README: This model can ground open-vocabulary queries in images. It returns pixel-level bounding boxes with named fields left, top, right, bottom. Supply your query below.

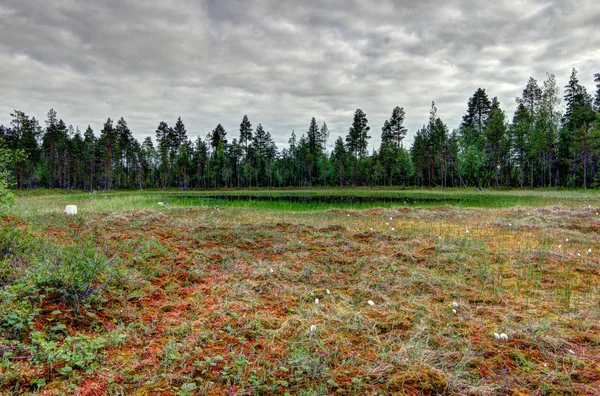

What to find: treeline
left=1, top=68, right=599, bottom=190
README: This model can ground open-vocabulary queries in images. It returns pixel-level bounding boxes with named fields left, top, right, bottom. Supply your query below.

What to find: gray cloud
left=1, top=0, right=598, bottom=149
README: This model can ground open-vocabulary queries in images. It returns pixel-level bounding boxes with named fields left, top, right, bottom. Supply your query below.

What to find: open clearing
left=1, top=189, right=600, bottom=395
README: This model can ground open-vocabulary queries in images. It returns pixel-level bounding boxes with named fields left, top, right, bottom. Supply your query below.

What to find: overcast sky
left=1, top=0, right=599, bottom=149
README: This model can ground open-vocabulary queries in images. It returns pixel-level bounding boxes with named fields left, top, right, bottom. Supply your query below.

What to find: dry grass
left=1, top=199, right=600, bottom=395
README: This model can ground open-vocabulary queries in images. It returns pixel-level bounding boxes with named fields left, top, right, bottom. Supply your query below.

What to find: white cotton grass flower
left=588, top=249, right=592, bottom=254
left=566, top=238, right=569, bottom=242
left=270, top=268, right=274, bottom=273
left=452, top=302, right=459, bottom=308
left=310, top=325, right=317, bottom=332
left=558, top=244, right=562, bottom=249
left=577, top=253, right=581, bottom=257
left=367, top=300, right=375, bottom=306
left=326, top=289, right=331, bottom=295
left=452, top=309, right=457, bottom=314
left=500, top=333, right=509, bottom=340
left=391, top=227, right=395, bottom=231
left=370, top=228, right=374, bottom=231
left=386, top=222, right=389, bottom=226
left=466, top=229, right=470, bottom=234
left=390, top=217, right=393, bottom=221
left=315, top=298, right=319, bottom=304
left=494, top=333, right=500, bottom=340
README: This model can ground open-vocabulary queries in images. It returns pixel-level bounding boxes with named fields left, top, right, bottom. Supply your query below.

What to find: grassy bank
left=1, top=190, right=599, bottom=394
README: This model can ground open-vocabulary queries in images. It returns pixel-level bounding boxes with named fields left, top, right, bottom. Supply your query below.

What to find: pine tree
left=173, top=117, right=187, bottom=148
left=331, top=136, right=347, bottom=186
left=517, top=77, right=542, bottom=116
left=379, top=119, right=395, bottom=185
left=115, top=117, right=133, bottom=188
left=83, top=126, right=96, bottom=190
left=389, top=106, right=408, bottom=149
left=485, top=102, right=508, bottom=186
left=594, top=73, right=600, bottom=112
left=155, top=121, right=171, bottom=188
left=346, top=109, right=370, bottom=186
left=428, top=102, right=450, bottom=187
left=320, top=122, right=329, bottom=186
left=536, top=73, right=561, bottom=186
left=210, top=124, right=228, bottom=151
left=512, top=103, right=530, bottom=187
left=306, top=117, right=321, bottom=185
left=98, top=118, right=116, bottom=189
left=8, top=110, right=40, bottom=188
left=461, top=88, right=492, bottom=131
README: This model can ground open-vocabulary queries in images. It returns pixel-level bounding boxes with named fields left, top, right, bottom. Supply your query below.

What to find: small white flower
left=438, top=236, right=442, bottom=239
left=326, top=289, right=331, bottom=294
left=315, top=298, right=319, bottom=304
left=391, top=227, right=395, bottom=231
left=368, top=300, right=375, bottom=306
left=452, top=309, right=457, bottom=314
left=347, top=214, right=350, bottom=217
left=370, top=228, right=373, bottom=231
left=494, top=333, right=500, bottom=340
left=386, top=222, right=389, bottom=226
left=310, top=325, right=317, bottom=332
left=568, top=349, right=575, bottom=354
left=588, top=249, right=592, bottom=253
left=566, top=238, right=569, bottom=242
left=466, top=230, right=470, bottom=234
left=509, top=223, right=512, bottom=227
left=558, top=244, right=562, bottom=248
left=500, top=333, right=508, bottom=340
left=270, top=268, right=274, bottom=273
left=452, top=302, right=459, bottom=308
left=577, top=253, right=581, bottom=257
left=390, top=217, right=393, bottom=221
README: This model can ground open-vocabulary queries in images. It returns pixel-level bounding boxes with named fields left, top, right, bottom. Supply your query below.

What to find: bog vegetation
left=1, top=69, right=600, bottom=191
left=0, top=190, right=599, bottom=394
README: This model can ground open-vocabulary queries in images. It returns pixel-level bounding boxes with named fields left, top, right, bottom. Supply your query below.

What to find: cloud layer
left=1, top=0, right=599, bottom=148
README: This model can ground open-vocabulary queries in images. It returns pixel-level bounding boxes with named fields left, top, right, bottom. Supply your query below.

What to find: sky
left=1, top=0, right=599, bottom=150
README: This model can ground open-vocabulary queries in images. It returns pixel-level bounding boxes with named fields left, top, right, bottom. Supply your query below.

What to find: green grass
left=11, top=187, right=600, bottom=217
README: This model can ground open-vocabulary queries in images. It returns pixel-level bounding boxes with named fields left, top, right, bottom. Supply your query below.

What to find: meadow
left=1, top=189, right=599, bottom=395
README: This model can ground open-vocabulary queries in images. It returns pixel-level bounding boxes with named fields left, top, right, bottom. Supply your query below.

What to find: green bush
left=0, top=225, right=117, bottom=340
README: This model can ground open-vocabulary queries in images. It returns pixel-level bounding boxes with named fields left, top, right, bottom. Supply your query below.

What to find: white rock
left=65, top=205, right=77, bottom=215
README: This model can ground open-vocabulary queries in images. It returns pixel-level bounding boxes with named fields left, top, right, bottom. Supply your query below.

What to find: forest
left=1, top=68, right=599, bottom=190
